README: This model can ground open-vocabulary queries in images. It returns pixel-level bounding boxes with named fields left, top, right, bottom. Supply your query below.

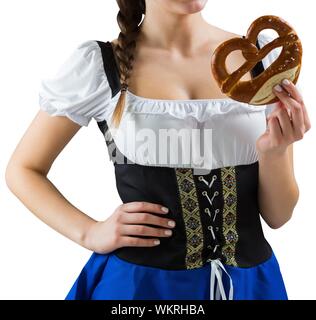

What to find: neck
left=139, top=2, right=211, bottom=54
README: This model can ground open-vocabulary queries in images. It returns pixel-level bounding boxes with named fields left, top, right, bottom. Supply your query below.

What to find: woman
left=5, top=0, right=311, bottom=300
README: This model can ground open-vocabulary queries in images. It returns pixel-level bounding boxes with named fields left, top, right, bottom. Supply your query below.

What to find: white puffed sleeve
left=39, top=40, right=112, bottom=126
left=257, top=33, right=303, bottom=118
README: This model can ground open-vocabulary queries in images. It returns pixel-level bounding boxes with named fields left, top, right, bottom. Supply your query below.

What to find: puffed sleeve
left=38, top=40, right=111, bottom=127
left=257, top=33, right=303, bottom=118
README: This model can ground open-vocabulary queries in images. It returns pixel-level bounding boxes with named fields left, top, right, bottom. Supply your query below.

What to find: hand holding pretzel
left=211, top=15, right=303, bottom=105
left=256, top=79, right=311, bottom=156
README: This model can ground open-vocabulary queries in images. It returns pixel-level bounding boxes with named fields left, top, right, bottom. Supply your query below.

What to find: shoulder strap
left=95, top=40, right=121, bottom=98
left=94, top=40, right=128, bottom=164
left=251, top=39, right=265, bottom=78
left=241, top=35, right=265, bottom=78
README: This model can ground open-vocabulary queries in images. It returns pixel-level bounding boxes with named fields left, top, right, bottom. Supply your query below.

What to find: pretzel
left=211, top=15, right=303, bottom=105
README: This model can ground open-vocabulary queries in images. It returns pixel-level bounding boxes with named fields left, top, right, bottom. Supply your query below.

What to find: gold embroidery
left=175, top=168, right=204, bottom=269
left=220, top=167, right=238, bottom=266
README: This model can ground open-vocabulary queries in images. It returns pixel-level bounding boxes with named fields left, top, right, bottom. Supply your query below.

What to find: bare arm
left=258, top=144, right=299, bottom=229
left=256, top=79, right=311, bottom=229
left=5, top=110, right=176, bottom=253
left=5, top=111, right=97, bottom=248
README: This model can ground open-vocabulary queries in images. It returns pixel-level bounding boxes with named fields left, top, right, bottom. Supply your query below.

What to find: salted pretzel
left=211, top=15, right=303, bottom=105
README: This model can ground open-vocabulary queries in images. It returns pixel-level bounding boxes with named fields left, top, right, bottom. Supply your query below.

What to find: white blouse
left=38, top=33, right=284, bottom=171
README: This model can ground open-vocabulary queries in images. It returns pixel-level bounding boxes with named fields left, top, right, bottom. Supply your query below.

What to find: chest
left=102, top=40, right=267, bottom=171
left=127, top=45, right=252, bottom=101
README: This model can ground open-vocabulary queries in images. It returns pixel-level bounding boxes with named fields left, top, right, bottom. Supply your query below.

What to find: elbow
left=5, top=161, right=18, bottom=193
left=5, top=160, right=24, bottom=194
left=266, top=212, right=293, bottom=229
left=265, top=188, right=299, bottom=230
left=264, top=185, right=299, bottom=229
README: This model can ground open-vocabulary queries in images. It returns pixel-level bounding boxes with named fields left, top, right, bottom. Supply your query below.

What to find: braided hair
left=111, top=0, right=146, bottom=127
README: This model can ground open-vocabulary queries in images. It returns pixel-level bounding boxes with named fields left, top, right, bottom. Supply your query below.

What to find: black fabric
left=234, top=162, right=272, bottom=267
left=95, top=41, right=121, bottom=97
left=241, top=35, right=265, bottom=79
left=95, top=41, right=121, bottom=138
left=95, top=41, right=128, bottom=163
left=98, top=119, right=128, bottom=164
left=193, top=169, right=224, bottom=264
left=112, top=164, right=188, bottom=270
left=251, top=39, right=265, bottom=79
left=112, top=161, right=272, bottom=269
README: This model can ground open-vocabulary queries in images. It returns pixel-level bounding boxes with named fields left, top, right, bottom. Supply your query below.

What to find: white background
left=1, top=0, right=315, bottom=300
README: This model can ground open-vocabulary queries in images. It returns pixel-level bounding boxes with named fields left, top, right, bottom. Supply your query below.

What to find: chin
left=184, top=0, right=207, bottom=13
left=162, top=0, right=208, bottom=14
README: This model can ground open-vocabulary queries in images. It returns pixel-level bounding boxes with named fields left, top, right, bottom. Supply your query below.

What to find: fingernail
left=282, top=79, right=291, bottom=86
left=164, top=229, right=172, bottom=236
left=168, top=220, right=176, bottom=227
left=161, top=206, right=169, bottom=213
left=274, top=84, right=283, bottom=92
left=154, top=240, right=160, bottom=245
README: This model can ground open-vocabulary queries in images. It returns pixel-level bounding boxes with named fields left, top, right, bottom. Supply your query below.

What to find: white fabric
left=112, top=92, right=267, bottom=170
left=39, top=40, right=112, bottom=126
left=38, top=34, right=284, bottom=170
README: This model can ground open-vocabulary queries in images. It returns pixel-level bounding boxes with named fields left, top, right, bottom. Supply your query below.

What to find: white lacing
left=207, top=258, right=234, bottom=300
left=199, top=174, right=234, bottom=300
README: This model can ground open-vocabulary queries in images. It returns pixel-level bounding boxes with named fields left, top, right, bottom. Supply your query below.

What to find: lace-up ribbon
left=199, top=174, right=234, bottom=300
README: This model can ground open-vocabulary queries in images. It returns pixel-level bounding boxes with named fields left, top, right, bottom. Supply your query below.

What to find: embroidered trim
left=175, top=168, right=204, bottom=269
left=220, top=167, right=239, bottom=266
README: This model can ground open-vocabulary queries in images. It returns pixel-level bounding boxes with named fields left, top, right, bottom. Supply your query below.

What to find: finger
left=122, top=201, right=169, bottom=215
left=268, top=116, right=283, bottom=146
left=267, top=102, right=280, bottom=120
left=300, top=101, right=312, bottom=132
left=267, top=102, right=285, bottom=121
left=281, top=79, right=304, bottom=104
left=120, top=212, right=176, bottom=228
left=274, top=104, right=294, bottom=140
left=274, top=83, right=305, bottom=139
left=273, top=84, right=301, bottom=108
left=268, top=101, right=292, bottom=122
left=120, top=224, right=173, bottom=238
left=119, top=236, right=161, bottom=247
left=280, top=79, right=311, bottom=132
left=289, top=100, right=305, bottom=140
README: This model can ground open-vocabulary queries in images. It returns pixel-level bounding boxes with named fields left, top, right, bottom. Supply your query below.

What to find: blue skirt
left=65, top=249, right=288, bottom=300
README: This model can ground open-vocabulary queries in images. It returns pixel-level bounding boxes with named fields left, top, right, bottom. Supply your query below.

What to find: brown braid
left=111, top=0, right=146, bottom=128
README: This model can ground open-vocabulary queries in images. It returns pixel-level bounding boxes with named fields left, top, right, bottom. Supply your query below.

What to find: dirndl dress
left=38, top=33, right=288, bottom=300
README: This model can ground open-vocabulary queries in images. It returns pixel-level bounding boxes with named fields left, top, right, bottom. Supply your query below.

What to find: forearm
left=5, top=165, right=97, bottom=249
left=258, top=148, right=299, bottom=228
